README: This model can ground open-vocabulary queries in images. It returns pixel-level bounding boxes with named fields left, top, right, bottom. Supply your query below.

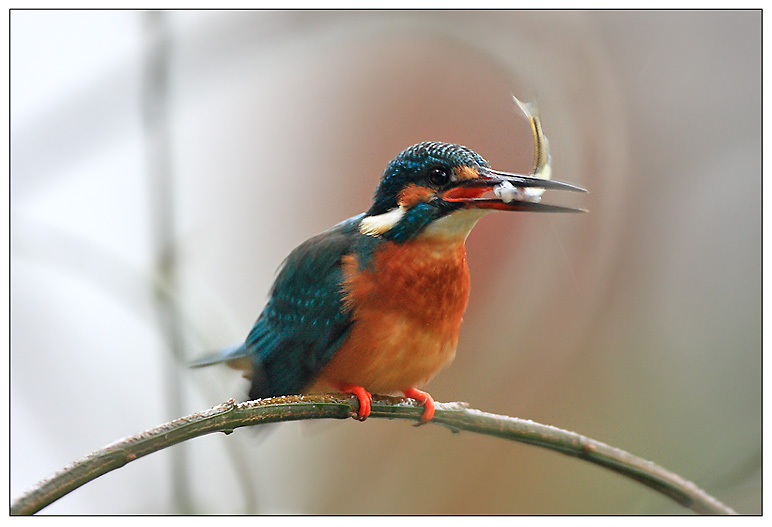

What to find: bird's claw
left=337, top=383, right=373, bottom=421
left=403, top=388, right=435, bottom=423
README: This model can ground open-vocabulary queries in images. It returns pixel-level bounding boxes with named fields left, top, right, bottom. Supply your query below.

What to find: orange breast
left=311, top=239, right=470, bottom=394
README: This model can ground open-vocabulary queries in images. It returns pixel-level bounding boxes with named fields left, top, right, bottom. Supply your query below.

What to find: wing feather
left=245, top=215, right=363, bottom=398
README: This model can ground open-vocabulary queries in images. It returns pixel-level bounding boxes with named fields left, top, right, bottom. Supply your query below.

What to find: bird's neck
left=359, top=206, right=490, bottom=245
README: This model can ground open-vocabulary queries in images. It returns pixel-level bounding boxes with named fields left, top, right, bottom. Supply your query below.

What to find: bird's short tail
left=188, top=343, right=249, bottom=369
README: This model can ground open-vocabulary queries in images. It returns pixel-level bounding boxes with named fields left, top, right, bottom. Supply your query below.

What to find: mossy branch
left=11, top=394, right=736, bottom=515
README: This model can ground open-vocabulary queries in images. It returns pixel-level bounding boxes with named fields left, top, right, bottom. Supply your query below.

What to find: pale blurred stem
left=11, top=395, right=736, bottom=515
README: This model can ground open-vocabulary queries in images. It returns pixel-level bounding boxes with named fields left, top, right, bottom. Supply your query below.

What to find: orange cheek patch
left=398, top=184, right=435, bottom=208
left=455, top=166, right=480, bottom=180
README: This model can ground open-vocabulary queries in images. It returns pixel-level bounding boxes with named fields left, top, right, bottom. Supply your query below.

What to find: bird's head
left=359, top=141, right=585, bottom=243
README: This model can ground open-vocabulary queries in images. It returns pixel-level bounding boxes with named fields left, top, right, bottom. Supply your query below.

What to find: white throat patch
left=419, top=208, right=490, bottom=242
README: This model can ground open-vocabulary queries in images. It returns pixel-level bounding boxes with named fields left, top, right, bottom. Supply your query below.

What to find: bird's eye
left=428, top=167, right=451, bottom=187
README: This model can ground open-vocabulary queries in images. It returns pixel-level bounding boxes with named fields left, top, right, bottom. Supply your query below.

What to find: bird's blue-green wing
left=245, top=215, right=365, bottom=399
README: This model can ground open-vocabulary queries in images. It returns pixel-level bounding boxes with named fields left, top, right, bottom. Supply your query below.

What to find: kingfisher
left=192, top=103, right=586, bottom=423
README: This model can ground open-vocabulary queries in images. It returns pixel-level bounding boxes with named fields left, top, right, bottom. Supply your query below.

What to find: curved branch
left=11, top=395, right=736, bottom=515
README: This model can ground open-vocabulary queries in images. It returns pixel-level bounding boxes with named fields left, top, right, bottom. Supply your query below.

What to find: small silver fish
left=494, top=96, right=553, bottom=204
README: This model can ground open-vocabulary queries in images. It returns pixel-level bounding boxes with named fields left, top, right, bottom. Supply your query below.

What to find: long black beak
left=444, top=169, right=588, bottom=213
left=473, top=169, right=587, bottom=193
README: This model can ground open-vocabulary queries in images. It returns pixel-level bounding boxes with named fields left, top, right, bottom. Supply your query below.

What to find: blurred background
left=10, top=10, right=760, bottom=514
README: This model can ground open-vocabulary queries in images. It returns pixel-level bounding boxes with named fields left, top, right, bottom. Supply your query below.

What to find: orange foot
left=403, top=388, right=435, bottom=423
left=337, top=383, right=373, bottom=421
